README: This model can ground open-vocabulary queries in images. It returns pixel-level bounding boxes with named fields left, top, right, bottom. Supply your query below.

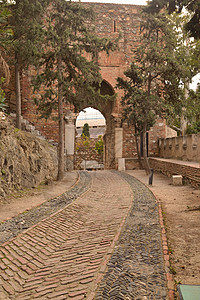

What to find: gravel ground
left=95, top=171, right=167, bottom=300
left=0, top=171, right=91, bottom=245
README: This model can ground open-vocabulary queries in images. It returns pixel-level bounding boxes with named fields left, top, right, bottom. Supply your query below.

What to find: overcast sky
left=81, top=0, right=147, bottom=4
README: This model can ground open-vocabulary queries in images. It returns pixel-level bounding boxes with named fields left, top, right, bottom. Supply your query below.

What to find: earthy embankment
left=0, top=112, right=57, bottom=200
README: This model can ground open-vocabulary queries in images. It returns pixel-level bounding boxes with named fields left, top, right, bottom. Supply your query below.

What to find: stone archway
left=64, top=79, right=118, bottom=170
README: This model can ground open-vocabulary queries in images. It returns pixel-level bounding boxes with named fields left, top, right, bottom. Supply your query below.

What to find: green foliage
left=161, top=13, right=200, bottom=134
left=1, top=169, right=6, bottom=175
left=170, top=266, right=177, bottom=275
left=0, top=2, right=13, bottom=49
left=116, top=11, right=187, bottom=135
left=95, top=135, right=104, bottom=155
left=185, top=85, right=200, bottom=134
left=76, top=133, right=90, bottom=151
left=9, top=0, right=49, bottom=69
left=82, top=123, right=90, bottom=138
left=0, top=2, right=13, bottom=86
left=14, top=127, right=20, bottom=133
left=32, top=0, right=117, bottom=118
left=0, top=78, right=7, bottom=112
left=145, top=0, right=200, bottom=39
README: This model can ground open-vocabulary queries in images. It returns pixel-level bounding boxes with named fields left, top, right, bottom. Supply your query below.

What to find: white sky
left=80, top=0, right=147, bottom=4
left=190, top=73, right=200, bottom=91
left=77, top=107, right=104, bottom=120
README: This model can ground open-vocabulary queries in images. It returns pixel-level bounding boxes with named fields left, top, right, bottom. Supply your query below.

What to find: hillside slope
left=0, top=113, right=58, bottom=199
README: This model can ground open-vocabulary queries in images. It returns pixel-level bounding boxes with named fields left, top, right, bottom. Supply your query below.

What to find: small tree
left=95, top=135, right=104, bottom=157
left=116, top=11, right=188, bottom=174
left=82, top=123, right=90, bottom=138
left=163, top=12, right=199, bottom=135
left=76, top=133, right=90, bottom=151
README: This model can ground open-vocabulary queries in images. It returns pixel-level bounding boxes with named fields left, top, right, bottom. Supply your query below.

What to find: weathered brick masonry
left=6, top=2, right=170, bottom=169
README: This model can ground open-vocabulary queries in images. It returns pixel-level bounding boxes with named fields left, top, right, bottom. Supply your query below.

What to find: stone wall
left=0, top=113, right=58, bottom=199
left=74, top=137, right=103, bottom=170
left=149, top=158, right=200, bottom=187
left=158, top=134, right=200, bottom=163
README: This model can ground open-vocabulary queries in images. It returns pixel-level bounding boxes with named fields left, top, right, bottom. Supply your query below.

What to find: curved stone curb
left=158, top=203, right=175, bottom=300
left=125, top=172, right=175, bottom=299
left=95, top=171, right=168, bottom=300
left=0, top=171, right=91, bottom=245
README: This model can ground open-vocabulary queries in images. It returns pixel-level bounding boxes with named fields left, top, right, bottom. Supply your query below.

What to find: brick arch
left=65, top=79, right=117, bottom=170
left=78, top=79, right=115, bottom=117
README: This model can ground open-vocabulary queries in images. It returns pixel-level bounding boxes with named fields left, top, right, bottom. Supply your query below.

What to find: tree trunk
left=134, top=126, right=142, bottom=169
left=143, top=74, right=151, bottom=175
left=180, top=107, right=187, bottom=135
left=15, top=52, right=21, bottom=129
left=143, top=122, right=150, bottom=175
left=57, top=55, right=64, bottom=181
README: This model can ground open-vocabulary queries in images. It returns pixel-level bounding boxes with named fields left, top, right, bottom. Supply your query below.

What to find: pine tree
left=0, top=2, right=13, bottom=111
left=8, top=0, right=49, bottom=129
left=82, top=123, right=90, bottom=138
left=33, top=0, right=116, bottom=180
left=116, top=11, right=189, bottom=174
left=145, top=0, right=200, bottom=39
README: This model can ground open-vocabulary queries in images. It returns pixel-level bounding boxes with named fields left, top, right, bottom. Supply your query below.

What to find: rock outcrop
left=0, top=113, right=58, bottom=198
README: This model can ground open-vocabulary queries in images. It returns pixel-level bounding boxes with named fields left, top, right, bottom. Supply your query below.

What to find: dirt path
left=127, top=170, right=200, bottom=286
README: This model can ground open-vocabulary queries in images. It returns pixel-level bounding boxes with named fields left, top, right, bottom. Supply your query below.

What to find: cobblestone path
left=95, top=171, right=167, bottom=299
left=0, top=171, right=91, bottom=245
left=0, top=171, right=167, bottom=299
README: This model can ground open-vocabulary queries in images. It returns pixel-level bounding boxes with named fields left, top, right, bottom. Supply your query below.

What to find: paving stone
left=94, top=171, right=167, bottom=299
left=0, top=171, right=167, bottom=299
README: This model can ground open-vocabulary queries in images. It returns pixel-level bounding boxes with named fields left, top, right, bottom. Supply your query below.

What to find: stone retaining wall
left=149, top=158, right=200, bottom=187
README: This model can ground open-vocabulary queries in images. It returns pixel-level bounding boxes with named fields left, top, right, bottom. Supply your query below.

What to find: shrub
left=81, top=123, right=90, bottom=137
left=95, top=135, right=104, bottom=155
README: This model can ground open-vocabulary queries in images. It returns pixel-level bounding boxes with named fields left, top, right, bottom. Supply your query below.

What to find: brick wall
left=122, top=123, right=138, bottom=158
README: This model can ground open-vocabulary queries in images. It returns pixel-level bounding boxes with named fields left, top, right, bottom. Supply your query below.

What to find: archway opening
left=75, top=107, right=106, bottom=170
left=64, top=79, right=116, bottom=171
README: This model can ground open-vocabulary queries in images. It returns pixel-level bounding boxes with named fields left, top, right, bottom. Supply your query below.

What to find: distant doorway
left=76, top=107, right=106, bottom=138
left=75, top=107, right=106, bottom=170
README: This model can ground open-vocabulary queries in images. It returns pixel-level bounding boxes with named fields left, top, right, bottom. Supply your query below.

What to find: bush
left=0, top=78, right=6, bottom=112
left=95, top=135, right=104, bottom=155
left=81, top=123, right=90, bottom=137
left=76, top=133, right=90, bottom=151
